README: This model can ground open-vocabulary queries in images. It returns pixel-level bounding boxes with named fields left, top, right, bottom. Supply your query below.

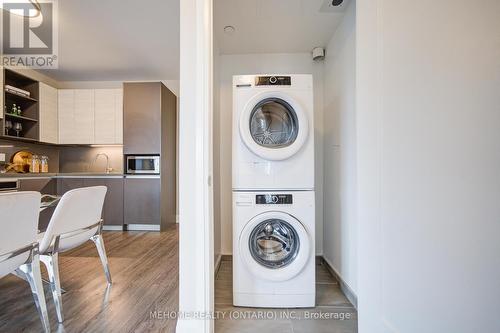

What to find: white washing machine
left=233, top=191, right=315, bottom=308
left=232, top=74, right=314, bottom=191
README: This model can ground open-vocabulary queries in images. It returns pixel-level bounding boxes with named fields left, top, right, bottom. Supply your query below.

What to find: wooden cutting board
left=10, top=150, right=33, bottom=173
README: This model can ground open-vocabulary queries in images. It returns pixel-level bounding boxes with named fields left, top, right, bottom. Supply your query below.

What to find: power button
left=269, top=76, right=277, bottom=84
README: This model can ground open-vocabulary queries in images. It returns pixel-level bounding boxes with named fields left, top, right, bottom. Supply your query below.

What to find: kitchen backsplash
left=0, top=139, right=124, bottom=174
left=0, top=139, right=60, bottom=173
left=59, top=146, right=123, bottom=173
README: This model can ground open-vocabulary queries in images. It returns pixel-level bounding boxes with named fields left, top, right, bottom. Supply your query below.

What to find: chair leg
left=91, top=234, right=112, bottom=284
left=40, top=253, right=64, bottom=323
left=17, top=255, right=51, bottom=333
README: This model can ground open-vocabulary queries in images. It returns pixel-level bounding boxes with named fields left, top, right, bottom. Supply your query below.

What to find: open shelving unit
left=1, top=69, right=40, bottom=142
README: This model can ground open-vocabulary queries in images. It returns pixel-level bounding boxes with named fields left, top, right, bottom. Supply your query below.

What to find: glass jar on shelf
left=40, top=156, right=49, bottom=173
left=30, top=155, right=40, bottom=173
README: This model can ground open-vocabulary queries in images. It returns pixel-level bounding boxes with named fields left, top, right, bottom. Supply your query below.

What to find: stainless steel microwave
left=126, top=155, right=160, bottom=174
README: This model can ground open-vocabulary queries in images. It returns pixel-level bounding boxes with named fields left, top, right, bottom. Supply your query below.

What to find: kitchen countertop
left=0, top=172, right=125, bottom=179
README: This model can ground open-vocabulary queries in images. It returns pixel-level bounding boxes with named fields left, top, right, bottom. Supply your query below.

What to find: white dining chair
left=38, top=186, right=110, bottom=323
left=0, top=191, right=50, bottom=333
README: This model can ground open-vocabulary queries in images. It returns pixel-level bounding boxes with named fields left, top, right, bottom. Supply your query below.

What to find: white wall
left=213, top=41, right=222, bottom=264
left=217, top=53, right=325, bottom=255
left=357, top=0, right=500, bottom=332
left=177, top=0, right=214, bottom=331
left=323, top=0, right=357, bottom=294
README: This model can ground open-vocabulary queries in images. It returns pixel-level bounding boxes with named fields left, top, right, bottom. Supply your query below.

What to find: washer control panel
left=255, top=76, right=291, bottom=86
left=256, top=194, right=293, bottom=205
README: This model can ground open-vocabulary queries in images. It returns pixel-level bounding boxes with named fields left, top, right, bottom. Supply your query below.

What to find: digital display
left=256, top=194, right=293, bottom=205
left=255, top=76, right=292, bottom=86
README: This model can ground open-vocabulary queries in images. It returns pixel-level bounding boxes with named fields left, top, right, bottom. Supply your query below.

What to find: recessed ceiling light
left=224, top=26, right=236, bottom=34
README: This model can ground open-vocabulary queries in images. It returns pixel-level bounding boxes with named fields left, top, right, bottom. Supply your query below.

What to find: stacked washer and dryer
left=232, top=74, right=315, bottom=308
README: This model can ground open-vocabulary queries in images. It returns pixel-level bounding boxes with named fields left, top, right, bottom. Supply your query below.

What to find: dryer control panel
left=255, top=76, right=291, bottom=86
left=256, top=194, right=293, bottom=205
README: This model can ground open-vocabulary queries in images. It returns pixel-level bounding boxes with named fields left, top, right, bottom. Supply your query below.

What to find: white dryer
left=232, top=74, right=314, bottom=191
left=233, top=191, right=315, bottom=308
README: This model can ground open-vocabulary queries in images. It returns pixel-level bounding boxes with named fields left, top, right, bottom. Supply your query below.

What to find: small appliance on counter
left=125, top=155, right=160, bottom=175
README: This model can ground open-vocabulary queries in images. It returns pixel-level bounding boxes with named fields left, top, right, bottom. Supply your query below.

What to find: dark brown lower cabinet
left=57, top=178, right=84, bottom=194
left=83, top=178, right=124, bottom=226
left=19, top=177, right=57, bottom=232
left=123, top=177, right=161, bottom=225
left=57, top=177, right=124, bottom=227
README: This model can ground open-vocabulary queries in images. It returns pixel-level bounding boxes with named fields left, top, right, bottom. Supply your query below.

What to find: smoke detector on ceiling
left=320, top=0, right=351, bottom=13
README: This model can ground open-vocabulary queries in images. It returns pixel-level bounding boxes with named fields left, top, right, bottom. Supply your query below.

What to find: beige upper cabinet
left=58, top=89, right=76, bottom=144
left=94, top=89, right=123, bottom=144
left=39, top=82, right=58, bottom=144
left=59, top=88, right=123, bottom=145
left=114, top=89, right=123, bottom=144
left=73, top=89, right=95, bottom=144
left=58, top=89, right=94, bottom=144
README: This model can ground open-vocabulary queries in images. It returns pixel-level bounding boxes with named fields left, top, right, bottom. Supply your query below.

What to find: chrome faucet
left=91, top=153, right=113, bottom=174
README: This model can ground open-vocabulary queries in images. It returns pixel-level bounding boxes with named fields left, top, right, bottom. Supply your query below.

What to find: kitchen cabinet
left=83, top=178, right=123, bottom=226
left=0, top=70, right=3, bottom=119
left=59, top=88, right=123, bottom=145
left=123, top=82, right=177, bottom=230
left=124, top=177, right=161, bottom=225
left=58, top=89, right=94, bottom=144
left=58, top=90, right=76, bottom=144
left=39, top=82, right=58, bottom=144
left=94, top=89, right=123, bottom=144
left=19, top=177, right=57, bottom=231
left=20, top=177, right=57, bottom=193
left=74, top=90, right=94, bottom=144
left=1, top=69, right=40, bottom=142
left=123, top=83, right=162, bottom=154
left=57, top=177, right=85, bottom=194
left=57, top=177, right=124, bottom=226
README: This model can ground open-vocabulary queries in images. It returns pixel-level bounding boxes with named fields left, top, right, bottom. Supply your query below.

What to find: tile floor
left=215, top=257, right=358, bottom=333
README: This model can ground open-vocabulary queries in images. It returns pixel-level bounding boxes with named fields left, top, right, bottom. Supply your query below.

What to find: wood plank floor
left=215, top=257, right=358, bottom=333
left=0, top=225, right=179, bottom=333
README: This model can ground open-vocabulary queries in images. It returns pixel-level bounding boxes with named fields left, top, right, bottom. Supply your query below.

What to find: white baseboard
left=321, top=256, right=358, bottom=309
left=126, top=224, right=160, bottom=231
left=102, top=225, right=124, bottom=231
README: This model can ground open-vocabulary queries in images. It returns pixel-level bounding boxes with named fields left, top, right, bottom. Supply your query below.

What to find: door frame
left=177, top=0, right=214, bottom=332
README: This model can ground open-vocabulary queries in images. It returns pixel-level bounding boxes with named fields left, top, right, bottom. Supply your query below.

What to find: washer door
left=240, top=91, right=309, bottom=161
left=239, top=211, right=311, bottom=282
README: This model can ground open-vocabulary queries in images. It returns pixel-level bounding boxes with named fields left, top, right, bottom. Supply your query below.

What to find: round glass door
left=249, top=218, right=300, bottom=269
left=249, top=98, right=299, bottom=149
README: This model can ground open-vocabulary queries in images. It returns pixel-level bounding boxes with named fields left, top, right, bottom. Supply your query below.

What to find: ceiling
left=214, top=0, right=347, bottom=55
left=40, top=0, right=179, bottom=82
left=40, top=0, right=347, bottom=81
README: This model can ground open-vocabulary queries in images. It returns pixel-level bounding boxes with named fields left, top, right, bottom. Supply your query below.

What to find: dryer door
left=239, top=211, right=311, bottom=282
left=239, top=91, right=309, bottom=161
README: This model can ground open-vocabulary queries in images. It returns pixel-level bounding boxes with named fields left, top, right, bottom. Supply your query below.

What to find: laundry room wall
left=357, top=0, right=500, bottom=331
left=322, top=0, right=358, bottom=295
left=217, top=52, right=325, bottom=255
left=213, top=41, right=222, bottom=266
